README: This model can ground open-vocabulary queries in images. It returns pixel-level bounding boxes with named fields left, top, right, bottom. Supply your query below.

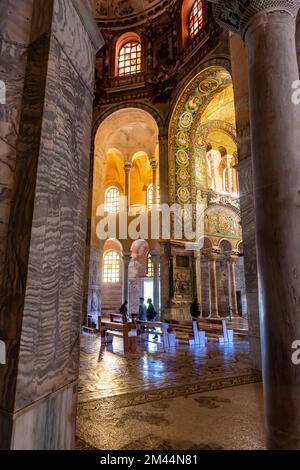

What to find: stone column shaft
left=195, top=251, right=203, bottom=316
left=122, top=251, right=131, bottom=306
left=244, top=8, right=300, bottom=450
left=228, top=255, right=239, bottom=317
left=124, top=161, right=132, bottom=211
left=151, top=251, right=160, bottom=315
left=208, top=252, right=219, bottom=318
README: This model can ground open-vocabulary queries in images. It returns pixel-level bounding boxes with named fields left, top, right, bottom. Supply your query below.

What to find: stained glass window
left=118, top=41, right=142, bottom=77
left=103, top=251, right=121, bottom=283
left=189, top=0, right=204, bottom=39
left=105, top=187, right=120, bottom=213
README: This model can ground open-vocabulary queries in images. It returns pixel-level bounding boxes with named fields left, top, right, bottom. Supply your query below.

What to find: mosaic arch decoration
left=169, top=67, right=233, bottom=205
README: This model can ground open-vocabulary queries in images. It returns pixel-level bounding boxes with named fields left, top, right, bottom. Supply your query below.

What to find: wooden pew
left=136, top=320, right=176, bottom=350
left=109, top=313, right=138, bottom=324
left=100, top=321, right=137, bottom=353
left=166, top=319, right=206, bottom=346
left=197, top=318, right=234, bottom=344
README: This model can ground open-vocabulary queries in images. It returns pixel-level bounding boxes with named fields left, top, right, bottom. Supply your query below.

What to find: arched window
left=103, top=251, right=121, bottom=283
left=147, top=185, right=160, bottom=211
left=105, top=187, right=120, bottom=213
left=189, top=0, right=204, bottom=39
left=147, top=253, right=154, bottom=278
left=117, top=38, right=142, bottom=77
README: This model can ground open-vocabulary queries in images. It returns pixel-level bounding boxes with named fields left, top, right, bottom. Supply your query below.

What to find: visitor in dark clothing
left=190, top=298, right=201, bottom=319
left=120, top=301, right=128, bottom=323
left=147, top=298, right=158, bottom=340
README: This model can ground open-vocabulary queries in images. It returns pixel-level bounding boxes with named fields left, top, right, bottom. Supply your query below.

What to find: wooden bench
left=166, top=319, right=206, bottom=347
left=136, top=320, right=176, bottom=350
left=109, top=313, right=138, bottom=324
left=197, top=319, right=234, bottom=344
left=100, top=321, right=137, bottom=353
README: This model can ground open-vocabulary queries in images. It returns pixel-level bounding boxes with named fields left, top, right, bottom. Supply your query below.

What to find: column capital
left=207, top=250, right=220, bottom=262
left=150, top=250, right=160, bottom=264
left=122, top=251, right=132, bottom=264
left=124, top=161, right=132, bottom=173
left=149, top=158, right=158, bottom=170
left=209, top=0, right=300, bottom=38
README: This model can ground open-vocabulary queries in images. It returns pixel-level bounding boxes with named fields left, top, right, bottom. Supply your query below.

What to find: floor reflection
left=79, top=335, right=260, bottom=404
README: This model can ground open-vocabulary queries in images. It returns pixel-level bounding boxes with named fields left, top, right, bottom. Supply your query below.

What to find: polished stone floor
left=77, top=335, right=264, bottom=450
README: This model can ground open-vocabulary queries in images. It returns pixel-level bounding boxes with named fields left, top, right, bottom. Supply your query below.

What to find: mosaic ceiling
left=95, top=0, right=162, bottom=19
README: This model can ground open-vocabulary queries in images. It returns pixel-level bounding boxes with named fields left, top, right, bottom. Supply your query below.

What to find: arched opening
left=115, top=32, right=142, bottom=77
left=181, top=0, right=206, bottom=48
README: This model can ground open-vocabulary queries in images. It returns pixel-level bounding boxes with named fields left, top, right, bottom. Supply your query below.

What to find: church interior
left=1, top=0, right=300, bottom=452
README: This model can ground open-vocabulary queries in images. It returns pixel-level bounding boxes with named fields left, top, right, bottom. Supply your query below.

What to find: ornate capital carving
left=209, top=0, right=300, bottom=38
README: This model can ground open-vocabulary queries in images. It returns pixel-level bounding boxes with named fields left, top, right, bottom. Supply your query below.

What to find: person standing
left=190, top=298, right=200, bottom=319
left=120, top=301, right=129, bottom=323
left=138, top=297, right=147, bottom=321
left=147, top=298, right=158, bottom=340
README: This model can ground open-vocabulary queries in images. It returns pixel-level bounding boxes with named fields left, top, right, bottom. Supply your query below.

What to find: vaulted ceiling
left=95, top=0, right=163, bottom=19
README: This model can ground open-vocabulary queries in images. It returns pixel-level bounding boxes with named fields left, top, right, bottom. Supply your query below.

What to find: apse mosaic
left=170, top=67, right=233, bottom=205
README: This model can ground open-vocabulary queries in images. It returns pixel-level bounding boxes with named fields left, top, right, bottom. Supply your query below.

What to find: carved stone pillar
left=208, top=252, right=219, bottom=318
left=228, top=255, right=239, bottom=318
left=122, top=251, right=132, bottom=306
left=211, top=0, right=300, bottom=450
left=150, top=251, right=160, bottom=315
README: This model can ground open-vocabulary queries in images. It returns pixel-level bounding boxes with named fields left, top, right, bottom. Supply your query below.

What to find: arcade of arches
left=1, top=0, right=300, bottom=451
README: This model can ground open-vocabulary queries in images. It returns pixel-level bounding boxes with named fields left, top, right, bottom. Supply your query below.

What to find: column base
left=267, top=425, right=300, bottom=450
left=0, top=382, right=77, bottom=450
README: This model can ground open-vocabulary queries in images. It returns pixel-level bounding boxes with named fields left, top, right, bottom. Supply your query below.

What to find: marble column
left=159, top=242, right=171, bottom=320
left=194, top=251, right=203, bottom=316
left=158, top=133, right=169, bottom=205
left=228, top=255, right=239, bottom=318
left=150, top=251, right=160, bottom=315
left=124, top=161, right=132, bottom=211
left=0, top=0, right=103, bottom=450
left=212, top=0, right=300, bottom=449
left=122, top=251, right=131, bottom=305
left=150, top=158, right=159, bottom=205
left=208, top=252, right=219, bottom=318
left=86, top=246, right=103, bottom=326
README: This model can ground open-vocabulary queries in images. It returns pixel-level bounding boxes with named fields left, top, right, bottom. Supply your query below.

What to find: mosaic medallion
left=176, top=168, right=190, bottom=186
left=177, top=187, right=190, bottom=204
left=198, top=77, right=221, bottom=96
left=176, top=131, right=189, bottom=148
left=179, top=112, right=193, bottom=130
left=176, top=149, right=189, bottom=167
left=187, top=96, right=201, bottom=112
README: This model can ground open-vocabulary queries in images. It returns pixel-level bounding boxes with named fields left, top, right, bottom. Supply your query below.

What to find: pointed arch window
left=103, top=251, right=121, bottom=283
left=189, top=0, right=204, bottom=39
left=105, top=187, right=120, bottom=213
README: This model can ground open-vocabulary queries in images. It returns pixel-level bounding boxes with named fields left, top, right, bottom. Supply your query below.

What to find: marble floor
left=77, top=335, right=264, bottom=450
